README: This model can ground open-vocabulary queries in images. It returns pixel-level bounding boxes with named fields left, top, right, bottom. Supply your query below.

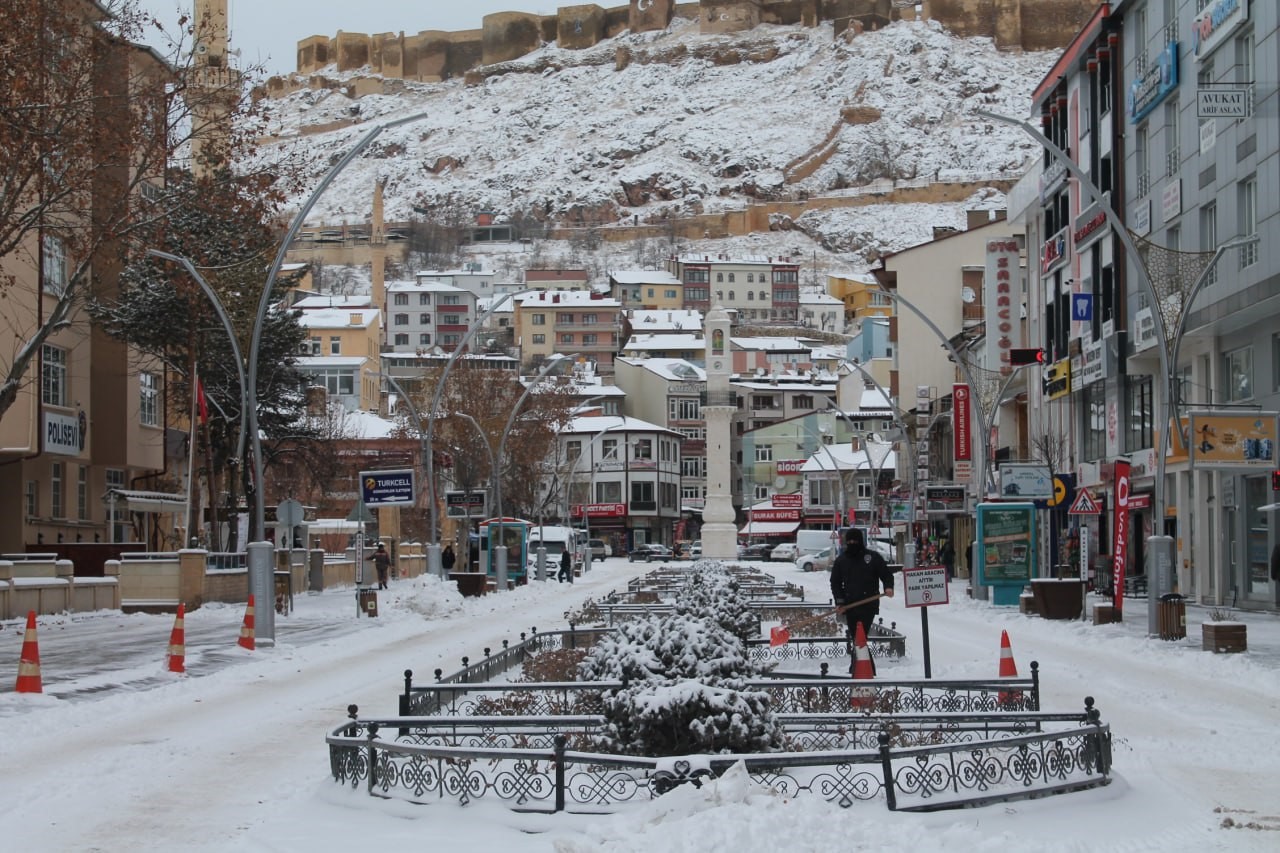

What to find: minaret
left=700, top=304, right=738, bottom=560
left=371, top=178, right=387, bottom=312
left=188, top=0, right=241, bottom=176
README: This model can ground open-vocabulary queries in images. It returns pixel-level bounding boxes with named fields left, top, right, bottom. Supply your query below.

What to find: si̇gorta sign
left=360, top=468, right=415, bottom=507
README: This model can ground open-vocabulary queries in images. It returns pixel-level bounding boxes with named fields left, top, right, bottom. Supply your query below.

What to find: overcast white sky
left=141, top=0, right=558, bottom=77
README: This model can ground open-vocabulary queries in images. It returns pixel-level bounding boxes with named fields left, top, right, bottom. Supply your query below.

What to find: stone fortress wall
left=262, top=0, right=1095, bottom=99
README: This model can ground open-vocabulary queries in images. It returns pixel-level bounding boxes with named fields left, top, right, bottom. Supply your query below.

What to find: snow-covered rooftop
left=626, top=309, right=703, bottom=331
left=296, top=308, right=378, bottom=328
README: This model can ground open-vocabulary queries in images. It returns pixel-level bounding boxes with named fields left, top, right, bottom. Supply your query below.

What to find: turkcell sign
left=360, top=468, right=416, bottom=507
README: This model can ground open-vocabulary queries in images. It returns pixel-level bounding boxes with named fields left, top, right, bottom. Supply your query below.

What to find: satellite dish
left=961, top=286, right=976, bottom=304
left=774, top=477, right=786, bottom=489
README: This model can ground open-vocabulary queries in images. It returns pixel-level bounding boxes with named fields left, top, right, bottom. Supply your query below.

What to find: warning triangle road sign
left=1067, top=487, right=1100, bottom=515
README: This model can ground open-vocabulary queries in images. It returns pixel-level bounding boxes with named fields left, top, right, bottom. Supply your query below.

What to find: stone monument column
left=700, top=304, right=738, bottom=560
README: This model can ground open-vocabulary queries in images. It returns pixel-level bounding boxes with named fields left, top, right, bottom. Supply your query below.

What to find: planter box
left=1093, top=603, right=1119, bottom=624
left=1202, top=622, right=1247, bottom=654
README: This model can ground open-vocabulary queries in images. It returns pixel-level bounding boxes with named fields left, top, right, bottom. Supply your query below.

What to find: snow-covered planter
left=1202, top=610, right=1247, bottom=653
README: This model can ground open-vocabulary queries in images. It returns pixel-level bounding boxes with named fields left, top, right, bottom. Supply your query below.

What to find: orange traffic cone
left=997, top=629, right=1022, bottom=706
left=167, top=603, right=186, bottom=673
left=850, top=621, right=875, bottom=710
left=237, top=595, right=256, bottom=651
left=15, top=611, right=43, bottom=694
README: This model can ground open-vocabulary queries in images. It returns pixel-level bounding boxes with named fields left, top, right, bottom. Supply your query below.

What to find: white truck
left=527, top=525, right=585, bottom=574
left=796, top=527, right=893, bottom=560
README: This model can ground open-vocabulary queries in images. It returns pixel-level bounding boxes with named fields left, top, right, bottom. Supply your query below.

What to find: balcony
left=630, top=500, right=657, bottom=512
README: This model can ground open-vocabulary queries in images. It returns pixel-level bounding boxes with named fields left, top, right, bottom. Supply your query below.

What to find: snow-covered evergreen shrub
left=673, top=564, right=760, bottom=643
left=578, top=596, right=782, bottom=756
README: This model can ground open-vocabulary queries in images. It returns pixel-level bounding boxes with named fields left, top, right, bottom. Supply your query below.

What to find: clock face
left=962, top=286, right=976, bottom=304
left=713, top=361, right=722, bottom=370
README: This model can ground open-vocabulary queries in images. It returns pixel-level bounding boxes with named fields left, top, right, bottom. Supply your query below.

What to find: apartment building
left=513, top=290, right=623, bottom=372
left=385, top=280, right=476, bottom=352
left=295, top=308, right=383, bottom=412
left=667, top=253, right=800, bottom=323
left=609, top=270, right=684, bottom=309
left=613, top=357, right=708, bottom=513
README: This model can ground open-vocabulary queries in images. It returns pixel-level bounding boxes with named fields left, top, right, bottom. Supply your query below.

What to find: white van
left=527, top=525, right=585, bottom=571
left=795, top=529, right=840, bottom=556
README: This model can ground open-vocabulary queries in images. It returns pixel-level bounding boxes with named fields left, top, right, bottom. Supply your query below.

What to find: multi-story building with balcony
left=385, top=280, right=476, bottom=352
left=609, top=270, right=684, bottom=309
left=295, top=308, right=383, bottom=412
left=667, top=253, right=800, bottom=323
left=613, top=357, right=708, bottom=517
left=550, top=414, right=684, bottom=553
left=513, top=290, right=623, bottom=372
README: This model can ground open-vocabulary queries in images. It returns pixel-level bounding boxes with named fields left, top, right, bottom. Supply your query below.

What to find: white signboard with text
left=903, top=566, right=950, bottom=608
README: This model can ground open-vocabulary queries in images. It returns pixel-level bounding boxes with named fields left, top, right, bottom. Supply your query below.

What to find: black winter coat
left=830, top=548, right=895, bottom=609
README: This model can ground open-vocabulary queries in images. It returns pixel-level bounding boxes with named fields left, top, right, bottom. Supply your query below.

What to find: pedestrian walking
left=830, top=528, right=895, bottom=674
left=558, top=549, right=573, bottom=583
left=441, top=544, right=456, bottom=572
left=367, top=543, right=391, bottom=590
left=940, top=539, right=955, bottom=581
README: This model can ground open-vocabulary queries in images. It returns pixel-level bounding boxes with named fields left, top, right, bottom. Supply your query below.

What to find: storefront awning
left=738, top=521, right=800, bottom=537
left=102, top=488, right=186, bottom=513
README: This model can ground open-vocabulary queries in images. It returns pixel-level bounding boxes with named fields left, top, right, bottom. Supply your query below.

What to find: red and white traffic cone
left=997, top=629, right=1022, bottom=707
left=236, top=595, right=256, bottom=651
left=850, top=621, right=875, bottom=710
left=167, top=604, right=186, bottom=673
left=15, top=611, right=43, bottom=694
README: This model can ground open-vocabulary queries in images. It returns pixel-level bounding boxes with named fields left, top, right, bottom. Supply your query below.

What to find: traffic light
left=1009, top=347, right=1046, bottom=367
left=1272, top=469, right=1280, bottom=492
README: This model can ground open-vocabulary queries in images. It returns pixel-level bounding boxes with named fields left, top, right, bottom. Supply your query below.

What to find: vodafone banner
left=953, top=384, right=971, bottom=462
left=1111, top=459, right=1131, bottom=615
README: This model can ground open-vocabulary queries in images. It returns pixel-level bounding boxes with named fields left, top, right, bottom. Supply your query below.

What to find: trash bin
left=1156, top=593, right=1186, bottom=640
left=358, top=588, right=379, bottom=617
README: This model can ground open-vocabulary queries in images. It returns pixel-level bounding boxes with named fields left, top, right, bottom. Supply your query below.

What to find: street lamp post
left=454, top=411, right=504, bottom=587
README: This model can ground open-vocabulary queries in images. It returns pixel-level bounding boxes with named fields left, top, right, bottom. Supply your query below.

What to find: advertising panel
left=976, top=503, right=1036, bottom=583
left=360, top=468, right=415, bottom=507
left=984, top=239, right=1021, bottom=370
left=771, top=493, right=803, bottom=508
left=998, top=464, right=1053, bottom=499
left=1188, top=411, right=1278, bottom=469
left=1111, top=459, right=1131, bottom=614
left=925, top=486, right=966, bottom=513
left=953, top=384, right=971, bottom=463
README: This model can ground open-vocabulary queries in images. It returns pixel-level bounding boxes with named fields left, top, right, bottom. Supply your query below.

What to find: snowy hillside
left=247, top=17, right=1055, bottom=272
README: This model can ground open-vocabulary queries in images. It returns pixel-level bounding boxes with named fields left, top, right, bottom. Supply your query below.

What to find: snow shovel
left=769, top=594, right=883, bottom=647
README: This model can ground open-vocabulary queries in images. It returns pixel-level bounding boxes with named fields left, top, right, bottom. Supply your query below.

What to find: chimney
left=966, top=210, right=990, bottom=230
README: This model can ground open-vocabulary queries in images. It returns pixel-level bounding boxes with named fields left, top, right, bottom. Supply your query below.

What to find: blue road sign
left=1071, top=293, right=1093, bottom=322
left=360, top=468, right=416, bottom=507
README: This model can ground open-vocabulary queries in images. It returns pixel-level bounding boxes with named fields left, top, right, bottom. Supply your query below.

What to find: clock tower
left=700, top=304, right=738, bottom=560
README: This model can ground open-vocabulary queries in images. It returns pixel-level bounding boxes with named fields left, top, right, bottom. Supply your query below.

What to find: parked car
left=737, top=543, right=774, bottom=561
left=689, top=540, right=702, bottom=560
left=628, top=543, right=674, bottom=562
left=588, top=538, right=612, bottom=560
left=796, top=546, right=836, bottom=572
left=769, top=542, right=798, bottom=562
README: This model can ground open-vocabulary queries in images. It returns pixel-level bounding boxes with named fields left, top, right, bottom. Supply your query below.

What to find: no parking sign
left=903, top=566, right=950, bottom=608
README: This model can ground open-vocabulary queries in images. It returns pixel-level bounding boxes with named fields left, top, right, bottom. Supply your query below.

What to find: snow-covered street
left=2, top=558, right=1279, bottom=852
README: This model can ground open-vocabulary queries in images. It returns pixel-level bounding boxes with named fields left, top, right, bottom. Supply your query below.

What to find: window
left=310, top=336, right=321, bottom=355
left=26, top=480, right=37, bottom=518
left=670, top=397, right=701, bottom=420
left=393, top=293, right=409, bottom=306
left=51, top=461, right=64, bottom=519
left=793, top=395, right=814, bottom=410
left=531, top=334, right=545, bottom=345
left=106, top=468, right=125, bottom=540
left=630, top=480, right=655, bottom=507
left=1199, top=202, right=1218, bottom=285
left=1236, top=30, right=1254, bottom=112
left=728, top=273, right=736, bottom=283
left=42, top=234, right=67, bottom=295
left=394, top=333, right=409, bottom=346
left=417, top=313, right=430, bottom=325
left=77, top=465, right=88, bottom=520
left=560, top=334, right=573, bottom=345
left=681, top=456, right=703, bottom=478
left=857, top=480, right=872, bottom=499
left=728, top=291, right=735, bottom=301
left=531, top=314, right=546, bottom=326
left=635, top=438, right=653, bottom=459
left=42, top=345, right=68, bottom=407
left=394, top=313, right=409, bottom=326
left=601, top=438, right=618, bottom=461
left=419, top=293, right=431, bottom=306
left=582, top=313, right=597, bottom=325
left=1126, top=375, right=1154, bottom=452
left=329, top=336, right=340, bottom=355
left=759, top=291, right=767, bottom=302
left=442, top=314, right=462, bottom=325
left=1164, top=99, right=1179, bottom=177
left=1238, top=177, right=1257, bottom=268
left=1223, top=346, right=1253, bottom=402
left=746, top=273, right=753, bottom=283
left=582, top=334, right=597, bottom=345
left=139, top=371, right=159, bottom=427
left=647, top=288, right=655, bottom=297
left=441, top=294, right=460, bottom=305
left=308, top=368, right=355, bottom=397
left=1135, top=123, right=1150, bottom=197
left=1197, top=61, right=1214, bottom=142
left=685, top=287, right=709, bottom=301
left=716, top=273, right=724, bottom=282
left=665, top=289, right=677, bottom=299
left=754, top=483, right=770, bottom=500
left=596, top=480, right=622, bottom=503
left=747, top=291, right=754, bottom=301
left=419, top=333, right=431, bottom=346
left=755, top=444, right=772, bottom=462
left=557, top=313, right=574, bottom=324
left=1080, top=382, right=1106, bottom=461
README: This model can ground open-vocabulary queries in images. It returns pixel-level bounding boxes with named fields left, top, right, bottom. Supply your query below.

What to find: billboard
left=925, top=485, right=966, bottom=513
left=1188, top=411, right=1278, bottom=469
left=976, top=503, right=1036, bottom=583
left=998, top=463, right=1053, bottom=499
left=359, top=469, right=415, bottom=507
